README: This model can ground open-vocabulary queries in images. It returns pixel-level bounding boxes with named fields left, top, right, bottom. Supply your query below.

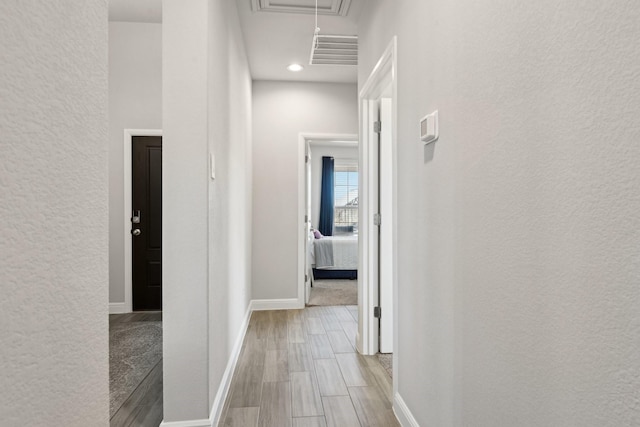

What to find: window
left=334, top=165, right=358, bottom=234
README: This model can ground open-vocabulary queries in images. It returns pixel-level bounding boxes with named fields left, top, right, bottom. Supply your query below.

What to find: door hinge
left=373, top=121, right=382, bottom=133
left=374, top=306, right=381, bottom=318
left=373, top=213, right=381, bottom=226
left=305, top=215, right=309, bottom=223
left=305, top=274, right=308, bottom=282
left=305, top=155, right=310, bottom=163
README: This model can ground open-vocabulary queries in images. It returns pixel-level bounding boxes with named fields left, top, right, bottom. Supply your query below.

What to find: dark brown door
left=132, top=136, right=162, bottom=311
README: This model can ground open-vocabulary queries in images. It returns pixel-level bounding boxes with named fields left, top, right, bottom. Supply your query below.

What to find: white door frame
left=297, top=132, right=359, bottom=308
left=358, top=37, right=398, bottom=359
left=123, top=128, right=162, bottom=313
left=305, top=139, right=313, bottom=304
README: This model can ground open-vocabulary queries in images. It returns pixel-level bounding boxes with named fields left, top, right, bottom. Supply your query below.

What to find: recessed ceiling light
left=287, top=63, right=304, bottom=72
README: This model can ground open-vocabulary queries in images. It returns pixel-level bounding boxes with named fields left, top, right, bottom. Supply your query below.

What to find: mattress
left=310, top=235, right=358, bottom=270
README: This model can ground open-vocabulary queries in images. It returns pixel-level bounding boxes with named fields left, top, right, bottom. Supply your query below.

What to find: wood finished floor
left=220, top=306, right=399, bottom=427
left=110, top=312, right=163, bottom=427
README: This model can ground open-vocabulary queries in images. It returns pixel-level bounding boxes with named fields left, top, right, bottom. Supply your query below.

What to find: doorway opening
left=306, top=138, right=359, bottom=307
left=109, top=129, right=164, bottom=425
left=298, top=133, right=359, bottom=308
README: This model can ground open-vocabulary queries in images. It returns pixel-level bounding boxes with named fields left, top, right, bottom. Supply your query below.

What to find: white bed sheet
left=309, top=235, right=358, bottom=270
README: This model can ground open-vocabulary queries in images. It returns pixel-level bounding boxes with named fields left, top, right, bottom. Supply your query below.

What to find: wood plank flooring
left=220, top=306, right=398, bottom=427
left=110, top=312, right=163, bottom=427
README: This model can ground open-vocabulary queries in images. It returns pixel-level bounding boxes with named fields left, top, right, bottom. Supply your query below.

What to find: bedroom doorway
left=298, top=133, right=359, bottom=308
left=308, top=141, right=359, bottom=307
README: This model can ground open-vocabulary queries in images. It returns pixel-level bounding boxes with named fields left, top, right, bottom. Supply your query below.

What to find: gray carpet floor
left=378, top=353, right=393, bottom=378
left=308, top=279, right=358, bottom=306
left=109, top=316, right=162, bottom=417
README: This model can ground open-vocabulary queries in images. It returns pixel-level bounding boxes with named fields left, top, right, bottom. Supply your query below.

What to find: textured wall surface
left=0, top=1, right=109, bottom=425
left=206, top=0, right=253, bottom=411
left=109, top=22, right=162, bottom=304
left=252, top=81, right=358, bottom=300
left=358, top=0, right=640, bottom=425
left=162, top=0, right=253, bottom=422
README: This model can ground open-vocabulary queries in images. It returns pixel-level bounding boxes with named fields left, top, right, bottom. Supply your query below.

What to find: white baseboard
left=208, top=303, right=253, bottom=426
left=250, top=298, right=302, bottom=311
left=109, top=302, right=128, bottom=314
left=159, top=419, right=211, bottom=427
left=394, top=392, right=419, bottom=427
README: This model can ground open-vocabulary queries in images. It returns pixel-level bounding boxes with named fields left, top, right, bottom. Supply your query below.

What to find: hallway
left=220, top=306, right=398, bottom=427
left=3, top=1, right=640, bottom=425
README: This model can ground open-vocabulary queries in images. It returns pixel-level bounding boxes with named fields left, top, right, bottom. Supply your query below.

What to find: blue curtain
left=318, top=156, right=334, bottom=236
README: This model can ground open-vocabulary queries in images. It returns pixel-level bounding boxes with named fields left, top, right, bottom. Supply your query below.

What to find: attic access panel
left=250, top=0, right=352, bottom=16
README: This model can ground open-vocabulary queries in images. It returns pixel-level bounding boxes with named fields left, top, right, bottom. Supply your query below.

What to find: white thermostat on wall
left=420, top=110, right=439, bottom=144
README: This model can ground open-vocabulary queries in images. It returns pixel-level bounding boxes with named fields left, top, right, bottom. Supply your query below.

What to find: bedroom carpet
left=378, top=353, right=393, bottom=378
left=308, top=279, right=358, bottom=306
left=109, top=313, right=163, bottom=418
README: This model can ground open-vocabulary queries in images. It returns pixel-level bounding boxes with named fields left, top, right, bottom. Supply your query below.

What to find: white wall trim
left=109, top=302, right=127, bottom=314
left=251, top=298, right=302, bottom=311
left=358, top=37, right=397, bottom=358
left=208, top=302, right=253, bottom=426
left=159, top=419, right=211, bottom=427
left=297, top=133, right=359, bottom=311
left=393, top=393, right=420, bottom=427
left=122, top=128, right=162, bottom=314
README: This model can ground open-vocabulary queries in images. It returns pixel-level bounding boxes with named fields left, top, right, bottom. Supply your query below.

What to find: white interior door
left=368, top=100, right=381, bottom=354
left=379, top=97, right=393, bottom=353
left=358, top=36, right=396, bottom=357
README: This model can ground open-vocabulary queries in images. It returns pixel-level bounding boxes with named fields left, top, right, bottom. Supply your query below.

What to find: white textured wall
left=163, top=0, right=210, bottom=420
left=206, top=0, right=253, bottom=411
left=309, top=144, right=358, bottom=230
left=163, top=0, right=252, bottom=423
left=109, top=22, right=162, bottom=304
left=0, top=1, right=109, bottom=425
left=252, top=81, right=358, bottom=300
left=358, top=1, right=640, bottom=426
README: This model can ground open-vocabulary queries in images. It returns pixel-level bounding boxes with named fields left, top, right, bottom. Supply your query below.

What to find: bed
left=309, top=234, right=358, bottom=280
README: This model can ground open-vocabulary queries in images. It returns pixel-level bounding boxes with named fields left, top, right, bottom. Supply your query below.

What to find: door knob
left=132, top=229, right=141, bottom=236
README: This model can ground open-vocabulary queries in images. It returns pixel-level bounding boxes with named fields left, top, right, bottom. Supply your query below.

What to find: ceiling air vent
left=251, top=0, right=352, bottom=16
left=310, top=34, right=357, bottom=66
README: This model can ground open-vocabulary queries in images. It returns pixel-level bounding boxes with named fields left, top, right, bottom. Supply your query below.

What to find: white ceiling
left=108, top=0, right=362, bottom=83
left=237, top=0, right=362, bottom=83
left=109, top=0, right=162, bottom=23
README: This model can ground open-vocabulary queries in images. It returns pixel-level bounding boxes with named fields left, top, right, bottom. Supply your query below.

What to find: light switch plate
left=420, top=110, right=439, bottom=144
